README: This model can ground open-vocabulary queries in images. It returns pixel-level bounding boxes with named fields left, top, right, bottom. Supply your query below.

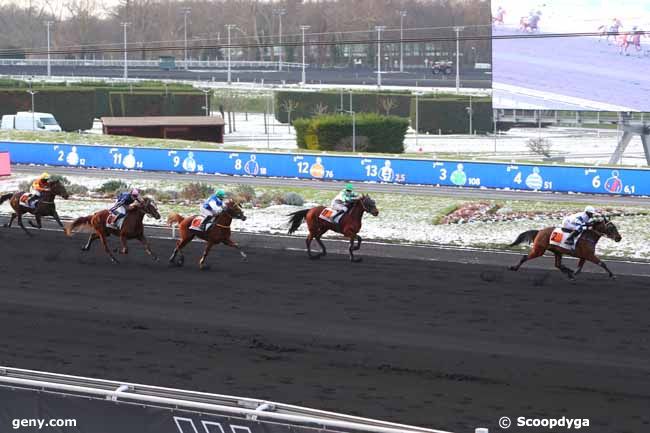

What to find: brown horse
left=65, top=197, right=161, bottom=264
left=167, top=200, right=247, bottom=270
left=0, top=178, right=69, bottom=236
left=287, top=194, right=379, bottom=262
left=509, top=217, right=622, bottom=280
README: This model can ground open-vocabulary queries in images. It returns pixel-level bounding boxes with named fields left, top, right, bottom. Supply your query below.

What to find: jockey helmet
left=584, top=205, right=596, bottom=216
left=40, top=172, right=50, bottom=180
left=345, top=183, right=354, bottom=191
left=131, top=188, right=140, bottom=196
left=215, top=189, right=226, bottom=198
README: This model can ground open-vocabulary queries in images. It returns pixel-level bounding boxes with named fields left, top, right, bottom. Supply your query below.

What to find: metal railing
left=0, top=58, right=305, bottom=69
left=0, top=366, right=453, bottom=433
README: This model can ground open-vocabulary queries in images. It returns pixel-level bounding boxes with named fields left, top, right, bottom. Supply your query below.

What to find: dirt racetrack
left=0, top=228, right=649, bottom=433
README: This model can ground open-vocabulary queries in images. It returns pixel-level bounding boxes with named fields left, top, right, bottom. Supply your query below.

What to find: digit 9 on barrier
left=2, top=140, right=649, bottom=197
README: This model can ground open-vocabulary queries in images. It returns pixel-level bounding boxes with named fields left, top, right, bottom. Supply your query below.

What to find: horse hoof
left=152, top=256, right=159, bottom=262
left=508, top=266, right=518, bottom=271
left=610, top=275, right=617, bottom=280
left=351, top=257, right=363, bottom=263
left=308, top=254, right=321, bottom=260
left=81, top=247, right=89, bottom=252
left=200, top=264, right=211, bottom=271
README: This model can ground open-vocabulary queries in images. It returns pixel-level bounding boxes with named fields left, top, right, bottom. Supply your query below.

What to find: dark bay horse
left=0, top=178, right=69, bottom=236
left=167, top=200, right=247, bottom=270
left=65, top=197, right=161, bottom=263
left=287, top=194, right=379, bottom=262
left=509, top=217, right=622, bottom=280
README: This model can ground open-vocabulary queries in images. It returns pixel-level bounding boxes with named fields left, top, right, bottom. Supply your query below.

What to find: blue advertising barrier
left=1, top=140, right=649, bottom=196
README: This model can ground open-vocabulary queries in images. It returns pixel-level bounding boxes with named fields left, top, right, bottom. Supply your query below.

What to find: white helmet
left=584, top=205, right=596, bottom=215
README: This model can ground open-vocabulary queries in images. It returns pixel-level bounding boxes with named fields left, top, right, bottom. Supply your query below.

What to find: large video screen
left=492, top=0, right=650, bottom=111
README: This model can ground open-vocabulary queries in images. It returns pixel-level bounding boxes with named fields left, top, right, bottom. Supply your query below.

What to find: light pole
left=181, top=7, right=192, bottom=70
left=200, top=88, right=211, bottom=116
left=300, top=25, right=310, bottom=85
left=375, top=26, right=386, bottom=88
left=121, top=22, right=130, bottom=79
left=27, top=80, right=38, bottom=129
left=225, top=24, right=236, bottom=84
left=415, top=92, right=422, bottom=149
left=274, top=8, right=286, bottom=71
left=453, top=26, right=464, bottom=92
left=45, top=21, right=53, bottom=77
left=399, top=10, right=407, bottom=73
left=466, top=95, right=473, bottom=135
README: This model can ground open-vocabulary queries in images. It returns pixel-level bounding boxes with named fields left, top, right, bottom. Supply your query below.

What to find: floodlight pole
left=46, top=21, right=53, bottom=77
left=375, top=26, right=386, bottom=88
left=300, top=25, right=310, bottom=85
left=399, top=11, right=407, bottom=72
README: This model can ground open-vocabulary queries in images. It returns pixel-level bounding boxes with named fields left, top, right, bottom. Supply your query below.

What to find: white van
left=1, top=111, right=62, bottom=132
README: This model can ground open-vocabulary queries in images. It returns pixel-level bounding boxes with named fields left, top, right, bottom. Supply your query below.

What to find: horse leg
left=199, top=241, right=215, bottom=270
left=224, top=238, right=248, bottom=262
left=99, top=232, right=119, bottom=264
left=509, top=245, right=545, bottom=271
left=353, top=235, right=362, bottom=251
left=82, top=233, right=98, bottom=251
left=52, top=211, right=64, bottom=228
left=349, top=236, right=362, bottom=263
left=4, top=212, right=16, bottom=228
left=169, top=236, right=193, bottom=266
left=17, top=213, right=32, bottom=237
left=574, top=258, right=586, bottom=276
left=315, top=235, right=327, bottom=257
left=306, top=233, right=321, bottom=260
left=554, top=253, right=575, bottom=280
left=137, top=235, right=158, bottom=262
left=583, top=253, right=615, bottom=279
left=28, top=214, right=42, bottom=229
left=119, top=234, right=129, bottom=254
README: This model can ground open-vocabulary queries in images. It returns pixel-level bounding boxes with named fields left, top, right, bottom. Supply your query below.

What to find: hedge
left=275, top=90, right=412, bottom=123
left=411, top=97, right=493, bottom=134
left=107, top=92, right=206, bottom=117
left=95, top=86, right=203, bottom=117
left=0, top=88, right=95, bottom=131
left=294, top=113, right=408, bottom=153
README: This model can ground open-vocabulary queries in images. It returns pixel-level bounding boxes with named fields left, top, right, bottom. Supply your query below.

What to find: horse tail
left=65, top=215, right=93, bottom=236
left=287, top=209, right=309, bottom=234
left=0, top=193, right=13, bottom=205
left=509, top=230, right=539, bottom=247
left=167, top=212, right=185, bottom=227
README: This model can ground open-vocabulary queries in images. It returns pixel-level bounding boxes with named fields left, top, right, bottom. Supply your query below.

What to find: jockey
left=110, top=188, right=143, bottom=225
left=199, top=189, right=226, bottom=231
left=28, top=172, right=51, bottom=206
left=331, top=183, right=359, bottom=220
left=563, top=205, right=597, bottom=245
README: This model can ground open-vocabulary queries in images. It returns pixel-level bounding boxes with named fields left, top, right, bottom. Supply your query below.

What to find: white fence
left=0, top=58, right=305, bottom=69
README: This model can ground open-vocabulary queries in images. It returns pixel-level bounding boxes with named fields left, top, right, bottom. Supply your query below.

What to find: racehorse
left=519, top=16, right=539, bottom=33
left=65, top=197, right=161, bottom=264
left=492, top=8, right=505, bottom=26
left=167, top=200, right=247, bottom=270
left=287, top=194, right=379, bottom=262
left=508, top=217, right=622, bottom=280
left=616, top=31, right=631, bottom=54
left=0, top=178, right=69, bottom=236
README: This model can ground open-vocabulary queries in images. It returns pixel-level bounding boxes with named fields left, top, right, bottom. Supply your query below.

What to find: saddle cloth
left=19, top=193, right=37, bottom=208
left=318, top=207, right=343, bottom=224
left=189, top=215, right=214, bottom=232
left=549, top=228, right=582, bottom=250
left=106, top=213, right=125, bottom=230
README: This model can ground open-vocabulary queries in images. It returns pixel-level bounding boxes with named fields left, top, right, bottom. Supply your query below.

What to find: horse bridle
left=591, top=221, right=615, bottom=239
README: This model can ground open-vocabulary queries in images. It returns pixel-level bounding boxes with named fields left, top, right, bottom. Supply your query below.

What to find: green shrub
left=281, top=192, right=304, bottom=206
left=295, top=114, right=408, bottom=153
left=229, top=184, right=256, bottom=203
left=95, top=180, right=129, bottom=194
left=411, top=96, right=493, bottom=134
left=66, top=184, right=89, bottom=196
left=180, top=183, right=213, bottom=201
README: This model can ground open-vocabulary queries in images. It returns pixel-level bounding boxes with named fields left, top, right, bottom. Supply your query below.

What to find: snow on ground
left=2, top=172, right=649, bottom=260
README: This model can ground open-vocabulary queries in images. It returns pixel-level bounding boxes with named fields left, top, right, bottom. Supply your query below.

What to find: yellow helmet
left=41, top=172, right=50, bottom=179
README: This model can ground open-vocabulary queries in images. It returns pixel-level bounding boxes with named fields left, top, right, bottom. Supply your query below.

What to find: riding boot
left=565, top=231, right=578, bottom=245
left=200, top=215, right=212, bottom=231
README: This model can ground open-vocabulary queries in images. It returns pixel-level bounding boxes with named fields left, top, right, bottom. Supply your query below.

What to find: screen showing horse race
left=492, top=0, right=650, bottom=111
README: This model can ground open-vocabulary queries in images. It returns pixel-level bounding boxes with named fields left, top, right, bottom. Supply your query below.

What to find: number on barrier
left=513, top=172, right=522, bottom=184
left=439, top=168, right=447, bottom=181
left=592, top=176, right=600, bottom=188
left=58, top=150, right=64, bottom=162
left=234, top=159, right=242, bottom=170
left=173, top=156, right=180, bottom=167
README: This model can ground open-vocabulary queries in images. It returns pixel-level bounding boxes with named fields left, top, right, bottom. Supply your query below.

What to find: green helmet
left=345, top=183, right=354, bottom=191
left=215, top=189, right=226, bottom=199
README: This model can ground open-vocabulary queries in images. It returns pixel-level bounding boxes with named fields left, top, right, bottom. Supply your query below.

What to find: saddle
left=549, top=228, right=583, bottom=250
left=319, top=208, right=344, bottom=224
left=106, top=212, right=125, bottom=230
left=19, top=193, right=37, bottom=209
left=190, top=216, right=214, bottom=232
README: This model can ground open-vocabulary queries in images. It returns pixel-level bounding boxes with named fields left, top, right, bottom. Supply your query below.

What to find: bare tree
left=312, top=102, right=328, bottom=116
left=281, top=99, right=299, bottom=132
left=379, top=97, right=397, bottom=115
